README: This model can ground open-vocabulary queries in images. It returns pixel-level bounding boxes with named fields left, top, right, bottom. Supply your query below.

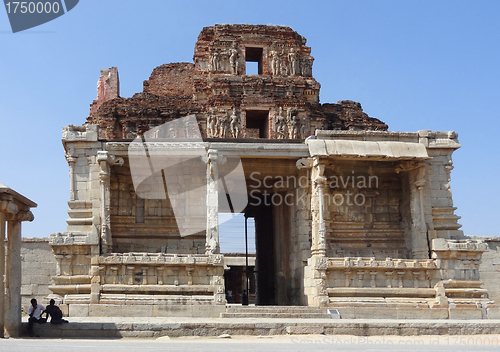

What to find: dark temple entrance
left=247, top=195, right=276, bottom=305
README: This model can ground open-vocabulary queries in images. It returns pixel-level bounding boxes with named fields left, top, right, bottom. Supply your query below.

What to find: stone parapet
left=48, top=252, right=226, bottom=313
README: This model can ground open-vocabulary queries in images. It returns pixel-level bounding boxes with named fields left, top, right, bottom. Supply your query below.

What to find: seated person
left=27, top=298, right=46, bottom=336
left=43, top=299, right=68, bottom=324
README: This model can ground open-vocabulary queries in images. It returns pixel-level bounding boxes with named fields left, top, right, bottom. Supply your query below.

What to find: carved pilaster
left=155, top=267, right=165, bottom=285
left=401, top=161, right=431, bottom=259
left=385, top=271, right=393, bottom=288
left=205, top=149, right=225, bottom=254
left=141, top=266, right=148, bottom=285
left=65, top=254, right=74, bottom=276
left=311, top=157, right=327, bottom=257
left=54, top=255, right=64, bottom=276
left=126, top=266, right=135, bottom=285
left=97, top=151, right=112, bottom=254
left=186, top=267, right=194, bottom=285
left=66, top=155, right=76, bottom=201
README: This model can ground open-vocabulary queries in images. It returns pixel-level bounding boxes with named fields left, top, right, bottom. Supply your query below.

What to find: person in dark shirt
left=43, top=299, right=68, bottom=324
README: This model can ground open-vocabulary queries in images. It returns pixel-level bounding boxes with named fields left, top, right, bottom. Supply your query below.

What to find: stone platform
left=21, top=316, right=500, bottom=338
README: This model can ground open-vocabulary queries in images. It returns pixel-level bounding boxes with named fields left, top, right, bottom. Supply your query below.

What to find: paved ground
left=2, top=335, right=500, bottom=352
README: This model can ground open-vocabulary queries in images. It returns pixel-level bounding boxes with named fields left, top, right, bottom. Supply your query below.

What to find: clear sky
left=1, top=0, right=499, bottom=242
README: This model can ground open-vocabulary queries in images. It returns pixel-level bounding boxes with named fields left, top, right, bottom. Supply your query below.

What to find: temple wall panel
left=109, top=163, right=205, bottom=254
left=324, top=161, right=408, bottom=259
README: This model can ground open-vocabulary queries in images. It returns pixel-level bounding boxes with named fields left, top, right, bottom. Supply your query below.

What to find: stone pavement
left=3, top=336, right=500, bottom=352
left=20, top=316, right=500, bottom=338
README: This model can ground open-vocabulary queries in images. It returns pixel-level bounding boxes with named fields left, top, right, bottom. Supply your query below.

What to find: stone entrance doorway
left=242, top=156, right=304, bottom=306
left=248, top=200, right=276, bottom=305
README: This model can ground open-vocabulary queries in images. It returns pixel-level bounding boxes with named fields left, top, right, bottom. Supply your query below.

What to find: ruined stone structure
left=49, top=25, right=497, bottom=318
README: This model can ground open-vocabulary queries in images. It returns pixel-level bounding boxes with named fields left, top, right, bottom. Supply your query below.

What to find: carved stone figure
left=269, top=50, right=279, bottom=76
left=218, top=113, right=228, bottom=138
left=167, top=124, right=177, bottom=138
left=229, top=42, right=240, bottom=75
left=208, top=108, right=217, bottom=137
left=287, top=107, right=300, bottom=139
left=275, top=107, right=287, bottom=139
left=288, top=48, right=299, bottom=76
left=209, top=48, right=221, bottom=72
left=300, top=55, right=313, bottom=77
left=229, top=107, right=241, bottom=138
left=279, top=50, right=288, bottom=76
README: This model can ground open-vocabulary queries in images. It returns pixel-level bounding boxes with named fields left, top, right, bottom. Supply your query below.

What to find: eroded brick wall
left=143, top=63, right=195, bottom=97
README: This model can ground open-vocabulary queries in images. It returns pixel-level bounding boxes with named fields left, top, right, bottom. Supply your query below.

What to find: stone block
left=448, top=308, right=482, bottom=319
left=286, top=325, right=325, bottom=335
left=120, top=330, right=156, bottom=338
left=486, top=308, right=500, bottom=319
left=190, top=305, right=225, bottom=317
left=21, top=284, right=33, bottom=296
left=154, top=305, right=190, bottom=317
left=88, top=304, right=121, bottom=317
left=30, top=275, right=51, bottom=285
left=69, top=304, right=89, bottom=317
left=397, top=308, right=448, bottom=319
left=121, top=304, right=153, bottom=317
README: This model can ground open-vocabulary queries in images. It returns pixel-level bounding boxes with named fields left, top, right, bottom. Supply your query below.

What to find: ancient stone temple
left=50, top=24, right=497, bottom=318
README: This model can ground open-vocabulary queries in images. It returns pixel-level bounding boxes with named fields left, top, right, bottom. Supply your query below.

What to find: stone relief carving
left=208, top=41, right=240, bottom=74
left=229, top=107, right=241, bottom=138
left=229, top=42, right=240, bottom=75
left=315, top=257, right=328, bottom=270
left=275, top=107, right=287, bottom=139
left=287, top=107, right=301, bottom=139
left=300, top=56, right=313, bottom=77
left=267, top=46, right=313, bottom=77
left=279, top=50, right=288, bottom=76
left=207, top=107, right=217, bottom=137
left=217, top=112, right=228, bottom=138
left=288, top=48, right=299, bottom=76
left=269, top=49, right=279, bottom=76
left=209, top=48, right=220, bottom=72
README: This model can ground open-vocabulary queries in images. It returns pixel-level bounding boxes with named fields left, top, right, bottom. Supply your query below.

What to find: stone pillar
left=409, top=164, right=430, bottom=259
left=5, top=220, right=21, bottom=337
left=0, top=211, right=5, bottom=338
left=306, top=157, right=329, bottom=307
left=98, top=151, right=112, bottom=254
left=66, top=155, right=76, bottom=201
left=205, top=149, right=222, bottom=254
left=311, top=157, right=327, bottom=256
left=0, top=186, right=36, bottom=337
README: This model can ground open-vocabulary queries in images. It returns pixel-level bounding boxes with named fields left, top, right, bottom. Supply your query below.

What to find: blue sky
left=1, top=0, right=499, bottom=243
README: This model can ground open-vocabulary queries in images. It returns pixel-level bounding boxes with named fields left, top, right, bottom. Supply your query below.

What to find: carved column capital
left=65, top=155, right=76, bottom=165
left=0, top=199, right=18, bottom=215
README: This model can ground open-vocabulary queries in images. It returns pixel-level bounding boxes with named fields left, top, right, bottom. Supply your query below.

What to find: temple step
left=221, top=305, right=332, bottom=318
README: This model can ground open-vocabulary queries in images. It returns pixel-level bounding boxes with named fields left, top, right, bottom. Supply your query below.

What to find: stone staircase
left=220, top=305, right=333, bottom=319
